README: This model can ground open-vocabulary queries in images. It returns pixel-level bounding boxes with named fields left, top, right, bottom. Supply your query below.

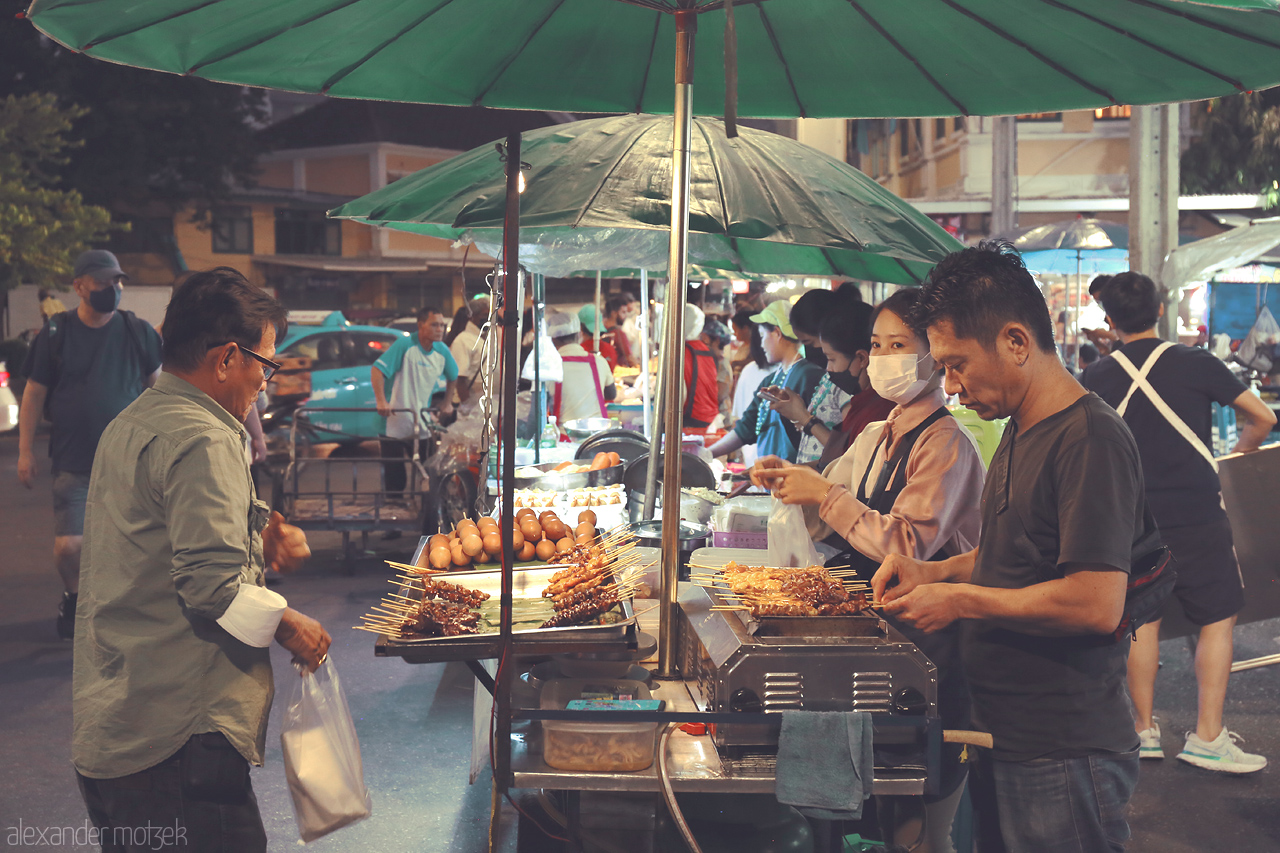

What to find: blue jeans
left=970, top=749, right=1139, bottom=853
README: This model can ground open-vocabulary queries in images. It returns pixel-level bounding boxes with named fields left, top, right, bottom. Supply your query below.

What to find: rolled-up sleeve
left=162, top=429, right=252, bottom=620
left=819, top=422, right=984, bottom=563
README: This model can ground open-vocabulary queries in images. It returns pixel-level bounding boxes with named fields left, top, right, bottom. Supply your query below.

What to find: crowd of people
left=14, top=242, right=1278, bottom=852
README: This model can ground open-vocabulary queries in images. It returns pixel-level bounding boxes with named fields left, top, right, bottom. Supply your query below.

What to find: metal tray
left=379, top=565, right=637, bottom=647
left=513, top=460, right=625, bottom=491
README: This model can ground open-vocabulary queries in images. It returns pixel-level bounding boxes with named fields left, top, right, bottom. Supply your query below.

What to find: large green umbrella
left=29, top=0, right=1280, bottom=729
left=330, top=114, right=962, bottom=282
left=24, top=0, right=1280, bottom=117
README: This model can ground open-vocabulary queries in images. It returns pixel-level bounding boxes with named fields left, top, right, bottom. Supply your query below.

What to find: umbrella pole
left=493, top=132, right=521, bottom=799
left=643, top=283, right=673, bottom=520
left=533, top=273, right=543, bottom=463
left=640, top=269, right=652, bottom=438
left=1074, top=250, right=1082, bottom=368
left=595, top=270, right=603, bottom=355
left=657, top=10, right=697, bottom=680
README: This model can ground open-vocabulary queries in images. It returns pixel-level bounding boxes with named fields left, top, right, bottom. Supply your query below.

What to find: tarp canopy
left=1162, top=218, right=1280, bottom=291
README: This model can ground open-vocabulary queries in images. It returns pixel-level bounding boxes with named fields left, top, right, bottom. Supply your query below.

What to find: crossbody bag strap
left=1112, top=343, right=1218, bottom=472
left=684, top=342, right=699, bottom=420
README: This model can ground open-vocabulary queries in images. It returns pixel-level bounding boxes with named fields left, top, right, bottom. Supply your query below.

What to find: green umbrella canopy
left=26, top=0, right=1280, bottom=118
left=330, top=114, right=962, bottom=282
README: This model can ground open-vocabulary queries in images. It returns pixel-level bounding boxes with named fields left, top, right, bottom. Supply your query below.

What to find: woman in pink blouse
left=753, top=288, right=986, bottom=853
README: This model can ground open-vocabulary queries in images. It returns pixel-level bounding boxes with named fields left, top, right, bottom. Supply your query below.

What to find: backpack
left=41, top=309, right=150, bottom=419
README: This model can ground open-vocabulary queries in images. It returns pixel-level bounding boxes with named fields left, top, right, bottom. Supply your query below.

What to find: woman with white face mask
left=752, top=288, right=986, bottom=853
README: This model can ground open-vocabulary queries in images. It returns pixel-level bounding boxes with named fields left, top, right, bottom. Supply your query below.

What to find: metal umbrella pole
left=642, top=281, right=675, bottom=521
left=492, top=132, right=522, bottom=799
left=532, top=272, right=543, bottom=463
left=1073, top=249, right=1083, bottom=367
left=656, top=10, right=696, bottom=679
left=640, top=269, right=651, bottom=438
left=595, top=270, right=603, bottom=355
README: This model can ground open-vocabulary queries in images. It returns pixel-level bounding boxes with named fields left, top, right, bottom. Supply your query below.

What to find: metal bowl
left=562, top=417, right=619, bottom=442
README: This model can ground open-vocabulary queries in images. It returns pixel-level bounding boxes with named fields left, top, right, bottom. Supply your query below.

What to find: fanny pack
left=1112, top=546, right=1177, bottom=643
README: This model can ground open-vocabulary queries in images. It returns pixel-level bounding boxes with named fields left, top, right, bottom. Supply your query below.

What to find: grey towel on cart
left=775, top=710, right=872, bottom=819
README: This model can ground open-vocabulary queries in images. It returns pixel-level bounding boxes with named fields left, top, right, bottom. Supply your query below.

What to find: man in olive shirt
left=73, top=268, right=330, bottom=851
left=873, top=243, right=1157, bottom=853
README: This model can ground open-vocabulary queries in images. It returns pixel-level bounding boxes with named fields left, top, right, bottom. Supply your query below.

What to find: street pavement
left=2, top=428, right=1279, bottom=852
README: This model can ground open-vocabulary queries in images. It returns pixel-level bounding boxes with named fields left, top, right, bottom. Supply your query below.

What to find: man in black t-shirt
left=17, top=251, right=163, bottom=640
left=1085, top=271, right=1275, bottom=775
left=873, top=242, right=1155, bottom=853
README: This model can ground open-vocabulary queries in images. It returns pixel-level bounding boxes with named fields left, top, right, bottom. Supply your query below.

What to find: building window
left=1017, top=112, right=1062, bottom=122
left=275, top=209, right=341, bottom=256
left=935, top=118, right=947, bottom=140
left=954, top=116, right=965, bottom=134
left=899, top=124, right=909, bottom=158
left=211, top=206, right=253, bottom=254
left=1094, top=105, right=1132, bottom=120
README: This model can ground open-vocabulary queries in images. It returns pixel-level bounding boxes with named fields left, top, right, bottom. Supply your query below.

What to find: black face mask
left=828, top=368, right=862, bottom=395
left=88, top=284, right=121, bottom=314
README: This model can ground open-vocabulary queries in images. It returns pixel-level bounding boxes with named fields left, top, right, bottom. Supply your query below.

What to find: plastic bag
left=280, top=658, right=372, bottom=843
left=1236, top=305, right=1280, bottom=374
left=767, top=496, right=821, bottom=568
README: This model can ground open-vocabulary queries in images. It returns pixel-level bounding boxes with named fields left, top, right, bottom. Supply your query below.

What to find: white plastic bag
left=281, top=658, right=372, bottom=843
left=767, top=496, right=822, bottom=568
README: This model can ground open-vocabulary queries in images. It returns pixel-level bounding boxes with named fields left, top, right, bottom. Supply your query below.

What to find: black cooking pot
left=630, top=519, right=711, bottom=581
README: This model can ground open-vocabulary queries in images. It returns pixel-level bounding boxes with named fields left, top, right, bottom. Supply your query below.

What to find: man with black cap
left=18, top=249, right=163, bottom=640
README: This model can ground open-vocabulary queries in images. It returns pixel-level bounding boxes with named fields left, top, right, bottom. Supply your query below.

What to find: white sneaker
left=1177, top=728, right=1267, bottom=774
left=1137, top=720, right=1163, bottom=759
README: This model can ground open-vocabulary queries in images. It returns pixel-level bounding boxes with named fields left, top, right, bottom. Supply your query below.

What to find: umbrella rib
left=1122, top=0, right=1280, bottom=51
left=754, top=4, right=808, bottom=117
left=471, top=0, right=572, bottom=106
left=935, top=0, right=1117, bottom=105
left=316, top=0, right=459, bottom=93
left=693, top=120, right=733, bottom=234
left=179, top=0, right=376, bottom=75
left=843, top=1, right=970, bottom=116
left=570, top=119, right=664, bottom=229
left=895, top=256, right=922, bottom=285
left=634, top=13, right=664, bottom=113
left=74, top=0, right=223, bottom=49
left=1040, top=0, right=1244, bottom=91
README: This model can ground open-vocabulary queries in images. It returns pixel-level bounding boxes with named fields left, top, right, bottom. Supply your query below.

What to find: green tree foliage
left=0, top=93, right=113, bottom=289
left=1181, top=90, right=1280, bottom=205
left=1, top=4, right=267, bottom=216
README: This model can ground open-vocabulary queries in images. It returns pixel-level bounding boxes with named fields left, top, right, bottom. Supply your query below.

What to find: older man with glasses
left=72, top=266, right=330, bottom=852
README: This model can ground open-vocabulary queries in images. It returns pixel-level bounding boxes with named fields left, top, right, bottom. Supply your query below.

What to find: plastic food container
left=540, top=678, right=659, bottom=772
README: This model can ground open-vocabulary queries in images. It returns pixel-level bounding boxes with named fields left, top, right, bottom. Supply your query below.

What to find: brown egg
left=577, top=509, right=597, bottom=526
left=556, top=536, right=575, bottom=554
left=428, top=533, right=450, bottom=551
left=450, top=546, right=470, bottom=567
left=535, top=539, right=556, bottom=562
left=520, top=518, right=542, bottom=543
left=456, top=522, right=479, bottom=539
left=461, top=534, right=484, bottom=557
left=477, top=516, right=498, bottom=530
left=511, top=527, right=525, bottom=551
left=518, top=540, right=536, bottom=561
left=516, top=508, right=536, bottom=520
left=543, top=518, right=566, bottom=541
left=575, top=532, right=594, bottom=546
left=482, top=532, right=502, bottom=554
left=429, top=546, right=452, bottom=570
left=574, top=521, right=595, bottom=538
left=538, top=510, right=558, bottom=525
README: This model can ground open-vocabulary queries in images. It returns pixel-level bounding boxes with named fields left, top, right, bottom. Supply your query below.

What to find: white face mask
left=867, top=352, right=936, bottom=405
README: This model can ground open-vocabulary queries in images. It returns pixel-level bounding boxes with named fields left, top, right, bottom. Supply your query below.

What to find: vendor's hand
left=880, top=583, right=966, bottom=634
left=439, top=401, right=455, bottom=417
left=275, top=608, right=331, bottom=673
left=753, top=464, right=832, bottom=505
left=263, top=511, right=311, bottom=574
left=767, top=387, right=808, bottom=423
left=375, top=400, right=393, bottom=418
left=748, top=455, right=787, bottom=488
left=17, top=450, right=36, bottom=488
left=872, top=552, right=936, bottom=604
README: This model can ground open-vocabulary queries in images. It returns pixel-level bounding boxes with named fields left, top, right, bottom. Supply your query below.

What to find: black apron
left=826, top=406, right=970, bottom=799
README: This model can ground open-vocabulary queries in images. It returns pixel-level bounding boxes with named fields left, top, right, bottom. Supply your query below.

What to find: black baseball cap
left=73, top=250, right=128, bottom=284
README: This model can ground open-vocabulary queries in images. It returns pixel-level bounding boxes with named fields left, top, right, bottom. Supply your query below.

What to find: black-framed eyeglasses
left=209, top=341, right=281, bottom=381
